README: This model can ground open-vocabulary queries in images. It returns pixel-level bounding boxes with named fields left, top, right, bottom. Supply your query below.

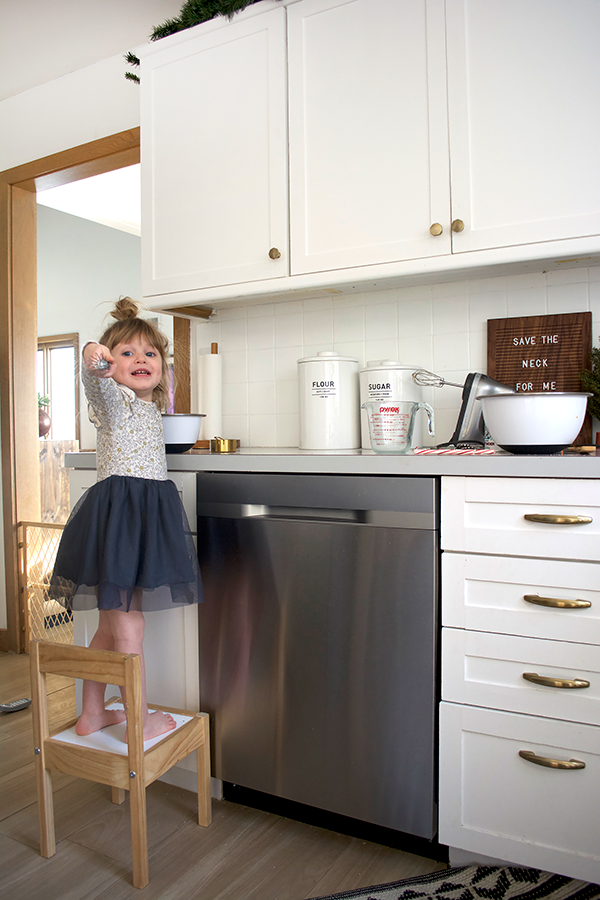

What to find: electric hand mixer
left=412, top=370, right=514, bottom=447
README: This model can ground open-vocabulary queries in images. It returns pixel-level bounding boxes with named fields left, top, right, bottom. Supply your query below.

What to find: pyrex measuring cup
left=362, top=400, right=434, bottom=454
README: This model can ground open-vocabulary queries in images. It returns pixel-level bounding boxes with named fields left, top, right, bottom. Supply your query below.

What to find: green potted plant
left=580, top=345, right=600, bottom=445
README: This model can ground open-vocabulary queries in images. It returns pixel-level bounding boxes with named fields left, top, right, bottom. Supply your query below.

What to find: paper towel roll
left=198, top=345, right=222, bottom=440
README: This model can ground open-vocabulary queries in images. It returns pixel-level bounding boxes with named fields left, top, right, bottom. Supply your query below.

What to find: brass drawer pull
left=268, top=247, right=281, bottom=259
left=429, top=223, right=443, bottom=236
left=519, top=750, right=585, bottom=770
left=523, top=594, right=591, bottom=610
left=524, top=514, right=592, bottom=525
left=522, top=672, right=590, bottom=689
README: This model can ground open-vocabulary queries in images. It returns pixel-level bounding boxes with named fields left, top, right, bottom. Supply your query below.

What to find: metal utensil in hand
left=411, top=369, right=464, bottom=389
left=88, top=351, right=111, bottom=372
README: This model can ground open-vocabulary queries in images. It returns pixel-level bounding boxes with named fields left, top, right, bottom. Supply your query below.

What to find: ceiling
left=36, top=164, right=141, bottom=236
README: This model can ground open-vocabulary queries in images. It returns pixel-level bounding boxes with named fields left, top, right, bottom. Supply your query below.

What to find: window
left=37, top=334, right=80, bottom=442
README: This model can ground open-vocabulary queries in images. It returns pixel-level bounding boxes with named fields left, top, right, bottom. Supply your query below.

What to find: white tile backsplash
left=334, top=304, right=365, bottom=342
left=506, top=287, right=546, bottom=318
left=220, top=316, right=247, bottom=350
left=198, top=265, right=600, bottom=447
left=303, top=309, right=333, bottom=345
left=433, top=332, right=470, bottom=372
left=247, top=315, right=275, bottom=350
left=397, top=297, right=433, bottom=336
left=275, top=346, right=303, bottom=381
left=248, top=381, right=276, bottom=416
left=275, top=313, right=304, bottom=347
left=248, top=348, right=275, bottom=383
left=365, top=302, right=398, bottom=341
left=221, top=350, right=247, bottom=384
left=433, top=296, right=469, bottom=334
left=547, top=282, right=589, bottom=313
left=365, top=338, right=401, bottom=364
left=276, top=380, right=299, bottom=415
left=222, top=382, right=248, bottom=416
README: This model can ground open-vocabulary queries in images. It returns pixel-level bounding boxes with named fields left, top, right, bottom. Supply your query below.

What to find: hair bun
left=111, top=296, right=140, bottom=321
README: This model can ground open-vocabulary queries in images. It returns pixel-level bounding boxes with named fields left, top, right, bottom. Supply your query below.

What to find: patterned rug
left=308, top=865, right=600, bottom=900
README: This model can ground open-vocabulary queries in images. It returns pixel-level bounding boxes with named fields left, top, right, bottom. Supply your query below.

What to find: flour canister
left=359, top=360, right=424, bottom=448
left=298, top=351, right=360, bottom=449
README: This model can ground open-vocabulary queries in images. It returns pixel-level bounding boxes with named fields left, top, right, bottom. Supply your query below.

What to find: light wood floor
left=0, top=650, right=446, bottom=899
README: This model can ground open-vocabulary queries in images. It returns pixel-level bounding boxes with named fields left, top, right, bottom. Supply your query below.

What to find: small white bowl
left=477, top=392, right=590, bottom=454
left=161, top=414, right=205, bottom=453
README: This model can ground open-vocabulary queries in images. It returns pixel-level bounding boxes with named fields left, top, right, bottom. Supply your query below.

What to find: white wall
left=37, top=204, right=176, bottom=451
left=0, top=0, right=185, bottom=101
left=0, top=0, right=182, bottom=171
left=195, top=266, right=600, bottom=448
left=37, top=205, right=143, bottom=449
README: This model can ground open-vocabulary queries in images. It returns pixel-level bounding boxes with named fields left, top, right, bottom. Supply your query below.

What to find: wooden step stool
left=30, top=639, right=212, bottom=889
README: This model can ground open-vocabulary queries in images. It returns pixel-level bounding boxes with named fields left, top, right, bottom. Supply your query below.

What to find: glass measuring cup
left=362, top=400, right=434, bottom=454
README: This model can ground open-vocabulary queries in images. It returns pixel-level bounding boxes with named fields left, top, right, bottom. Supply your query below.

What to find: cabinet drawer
left=439, top=702, right=600, bottom=882
left=442, top=629, right=600, bottom=725
left=441, top=477, right=600, bottom=560
left=442, top=552, right=600, bottom=644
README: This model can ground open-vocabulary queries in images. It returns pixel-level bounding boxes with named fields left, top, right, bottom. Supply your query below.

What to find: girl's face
left=111, top=337, right=162, bottom=402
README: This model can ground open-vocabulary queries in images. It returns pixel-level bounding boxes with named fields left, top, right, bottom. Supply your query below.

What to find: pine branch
left=125, top=71, right=141, bottom=84
left=127, top=1, right=281, bottom=81
left=150, top=0, right=278, bottom=41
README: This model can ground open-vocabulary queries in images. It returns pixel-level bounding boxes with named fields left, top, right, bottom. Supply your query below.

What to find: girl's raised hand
left=83, top=342, right=115, bottom=378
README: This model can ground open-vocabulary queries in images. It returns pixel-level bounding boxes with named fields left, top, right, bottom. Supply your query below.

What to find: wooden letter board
left=487, top=311, right=592, bottom=445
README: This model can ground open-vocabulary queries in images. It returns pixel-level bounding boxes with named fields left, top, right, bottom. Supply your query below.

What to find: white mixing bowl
left=161, top=414, right=205, bottom=453
left=477, top=392, right=590, bottom=454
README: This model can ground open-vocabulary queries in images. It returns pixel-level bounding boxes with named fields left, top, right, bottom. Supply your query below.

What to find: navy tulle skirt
left=49, top=475, right=203, bottom=613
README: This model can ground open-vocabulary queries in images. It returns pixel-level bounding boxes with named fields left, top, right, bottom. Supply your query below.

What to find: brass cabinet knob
left=268, top=247, right=281, bottom=259
left=451, top=219, right=465, bottom=233
left=429, top=223, right=443, bottom=236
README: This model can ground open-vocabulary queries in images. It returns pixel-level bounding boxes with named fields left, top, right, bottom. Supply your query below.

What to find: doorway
left=0, top=128, right=140, bottom=653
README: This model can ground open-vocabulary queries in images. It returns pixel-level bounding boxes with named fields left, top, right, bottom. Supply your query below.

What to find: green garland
left=580, top=346, right=600, bottom=421
left=125, top=0, right=282, bottom=82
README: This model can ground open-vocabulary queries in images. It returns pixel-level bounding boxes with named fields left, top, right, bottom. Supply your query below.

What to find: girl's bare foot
left=125, top=710, right=177, bottom=743
left=75, top=707, right=127, bottom=736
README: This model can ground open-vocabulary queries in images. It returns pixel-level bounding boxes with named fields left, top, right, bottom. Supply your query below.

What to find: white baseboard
left=449, top=847, right=519, bottom=868
left=157, top=765, right=223, bottom=800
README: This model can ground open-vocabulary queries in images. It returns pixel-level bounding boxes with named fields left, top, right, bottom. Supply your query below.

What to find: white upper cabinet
left=140, top=0, right=600, bottom=304
left=141, top=4, right=288, bottom=296
left=287, top=0, right=451, bottom=275
left=446, top=0, right=600, bottom=253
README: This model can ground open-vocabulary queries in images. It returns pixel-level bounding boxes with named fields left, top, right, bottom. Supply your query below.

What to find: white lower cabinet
left=442, top=629, right=600, bottom=726
left=440, top=476, right=600, bottom=883
left=439, top=703, right=600, bottom=883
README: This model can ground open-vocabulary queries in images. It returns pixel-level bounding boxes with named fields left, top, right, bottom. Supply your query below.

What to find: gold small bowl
left=210, top=437, right=238, bottom=453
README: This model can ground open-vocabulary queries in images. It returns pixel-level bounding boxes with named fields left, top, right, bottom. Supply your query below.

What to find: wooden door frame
left=0, top=129, right=140, bottom=653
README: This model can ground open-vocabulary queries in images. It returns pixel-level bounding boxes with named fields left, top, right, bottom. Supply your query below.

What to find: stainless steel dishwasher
left=196, top=472, right=439, bottom=839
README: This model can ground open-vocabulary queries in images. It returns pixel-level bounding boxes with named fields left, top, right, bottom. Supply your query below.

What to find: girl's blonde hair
left=99, top=297, right=170, bottom=410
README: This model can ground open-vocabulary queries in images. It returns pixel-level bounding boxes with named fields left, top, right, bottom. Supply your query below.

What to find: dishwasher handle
left=243, top=506, right=436, bottom=529
left=197, top=503, right=437, bottom=530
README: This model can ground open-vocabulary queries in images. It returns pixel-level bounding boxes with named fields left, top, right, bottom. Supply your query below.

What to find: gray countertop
left=65, top=447, right=600, bottom=478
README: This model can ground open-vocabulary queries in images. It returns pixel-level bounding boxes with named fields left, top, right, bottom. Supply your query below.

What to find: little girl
left=50, top=297, right=203, bottom=741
